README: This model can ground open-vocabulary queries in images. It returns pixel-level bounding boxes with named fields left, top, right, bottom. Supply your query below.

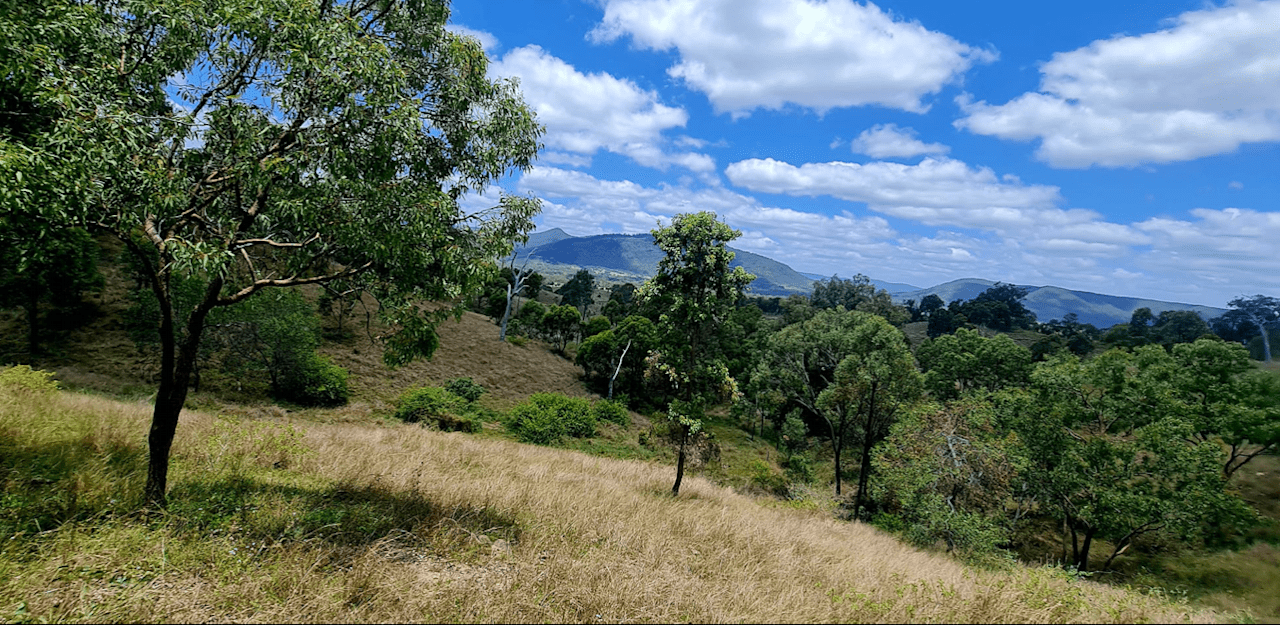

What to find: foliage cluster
left=505, top=393, right=596, bottom=445
left=394, top=379, right=489, bottom=433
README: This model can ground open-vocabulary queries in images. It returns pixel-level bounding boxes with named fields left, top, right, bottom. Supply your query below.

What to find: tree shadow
left=1, top=428, right=519, bottom=554
left=166, top=474, right=521, bottom=550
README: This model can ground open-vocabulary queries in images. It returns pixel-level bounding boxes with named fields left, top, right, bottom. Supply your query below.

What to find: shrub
left=747, top=459, right=788, bottom=496
left=445, top=377, right=485, bottom=403
left=506, top=393, right=595, bottom=445
left=0, top=365, right=59, bottom=396
left=276, top=354, right=350, bottom=407
left=784, top=454, right=816, bottom=484
left=591, top=399, right=630, bottom=427
left=395, top=386, right=458, bottom=424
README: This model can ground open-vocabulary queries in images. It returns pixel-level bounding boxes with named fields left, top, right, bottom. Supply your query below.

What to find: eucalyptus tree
left=1012, top=348, right=1246, bottom=571
left=754, top=308, right=867, bottom=495
left=816, top=314, right=922, bottom=518
left=916, top=328, right=1032, bottom=400
left=641, top=212, right=753, bottom=496
left=4, top=0, right=542, bottom=506
left=1220, top=295, right=1279, bottom=362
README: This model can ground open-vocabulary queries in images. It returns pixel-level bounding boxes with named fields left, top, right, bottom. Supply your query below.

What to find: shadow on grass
left=0, top=435, right=147, bottom=536
left=1, top=430, right=519, bottom=554
left=166, top=474, right=521, bottom=550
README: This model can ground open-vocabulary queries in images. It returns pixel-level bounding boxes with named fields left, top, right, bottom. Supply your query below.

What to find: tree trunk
left=608, top=340, right=630, bottom=400
left=499, top=283, right=515, bottom=342
left=853, top=436, right=874, bottom=520
left=672, top=423, right=689, bottom=496
left=143, top=276, right=220, bottom=508
left=1259, top=324, right=1273, bottom=363
left=832, top=437, right=843, bottom=496
left=1076, top=530, right=1094, bottom=572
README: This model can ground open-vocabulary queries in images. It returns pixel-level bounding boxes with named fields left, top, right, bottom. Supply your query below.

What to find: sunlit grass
left=1, top=374, right=1216, bottom=623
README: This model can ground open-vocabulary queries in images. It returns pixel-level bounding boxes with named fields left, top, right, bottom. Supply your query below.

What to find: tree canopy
left=641, top=212, right=753, bottom=495
left=3, top=0, right=543, bottom=505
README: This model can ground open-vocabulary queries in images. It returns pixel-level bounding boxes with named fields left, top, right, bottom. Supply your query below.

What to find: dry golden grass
left=1, top=383, right=1214, bottom=623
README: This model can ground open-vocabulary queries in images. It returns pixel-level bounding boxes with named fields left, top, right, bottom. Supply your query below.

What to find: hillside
left=0, top=381, right=1213, bottom=623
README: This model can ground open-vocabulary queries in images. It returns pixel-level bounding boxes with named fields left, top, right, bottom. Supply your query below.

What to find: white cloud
left=1132, top=208, right=1280, bottom=299
left=446, top=24, right=499, bottom=52
left=850, top=124, right=949, bottom=159
left=590, top=0, right=995, bottom=116
left=1229, top=181, right=1245, bottom=190
left=956, top=1, right=1280, bottom=168
left=724, top=157, right=1063, bottom=229
left=517, top=166, right=904, bottom=274
left=490, top=45, right=713, bottom=173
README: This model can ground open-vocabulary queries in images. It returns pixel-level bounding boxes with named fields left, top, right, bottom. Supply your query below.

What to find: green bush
left=394, top=386, right=458, bottom=424
left=0, top=365, right=59, bottom=395
left=506, top=393, right=596, bottom=445
left=277, top=354, right=350, bottom=406
left=444, top=377, right=485, bottom=403
left=784, top=453, right=815, bottom=484
left=591, top=399, right=630, bottom=427
left=747, top=459, right=788, bottom=496
left=393, top=385, right=482, bottom=432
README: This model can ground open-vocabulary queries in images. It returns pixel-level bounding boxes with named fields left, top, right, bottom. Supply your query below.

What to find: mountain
left=517, top=230, right=1225, bottom=327
left=800, top=272, right=922, bottom=294
left=893, top=278, right=1226, bottom=328
left=522, top=232, right=814, bottom=296
left=516, top=227, right=575, bottom=252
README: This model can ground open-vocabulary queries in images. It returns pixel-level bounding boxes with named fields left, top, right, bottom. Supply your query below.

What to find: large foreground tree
left=3, top=0, right=542, bottom=506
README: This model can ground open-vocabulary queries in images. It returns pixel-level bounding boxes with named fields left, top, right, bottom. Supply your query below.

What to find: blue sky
left=448, top=0, right=1280, bottom=307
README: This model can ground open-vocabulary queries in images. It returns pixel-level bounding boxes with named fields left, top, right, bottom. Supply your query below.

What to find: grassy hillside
left=0, top=379, right=1213, bottom=623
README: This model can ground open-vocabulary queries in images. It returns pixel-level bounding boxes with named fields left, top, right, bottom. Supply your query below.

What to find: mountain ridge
left=516, top=230, right=1226, bottom=328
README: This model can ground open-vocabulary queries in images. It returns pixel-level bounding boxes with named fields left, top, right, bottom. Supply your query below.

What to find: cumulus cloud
left=724, top=155, right=1150, bottom=261
left=590, top=0, right=994, bottom=116
left=850, top=124, right=949, bottom=159
left=956, top=1, right=1280, bottom=167
left=724, top=157, right=1062, bottom=228
left=490, top=45, right=713, bottom=173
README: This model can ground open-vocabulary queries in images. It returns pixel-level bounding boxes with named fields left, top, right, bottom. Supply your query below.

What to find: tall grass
left=1, top=371, right=1212, bottom=623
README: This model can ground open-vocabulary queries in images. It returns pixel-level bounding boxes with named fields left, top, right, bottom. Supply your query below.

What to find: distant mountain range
left=889, top=279, right=1226, bottom=329
left=516, top=229, right=813, bottom=296
left=515, top=229, right=1225, bottom=328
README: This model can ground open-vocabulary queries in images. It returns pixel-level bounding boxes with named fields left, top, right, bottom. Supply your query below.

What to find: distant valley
left=517, top=229, right=1225, bottom=328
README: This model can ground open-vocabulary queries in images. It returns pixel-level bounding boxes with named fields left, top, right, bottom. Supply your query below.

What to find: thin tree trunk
left=499, top=282, right=515, bottom=342
left=672, top=423, right=689, bottom=496
left=1259, top=324, right=1273, bottom=363
left=832, top=436, right=843, bottom=496
left=608, top=339, right=630, bottom=399
left=854, top=435, right=874, bottom=520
